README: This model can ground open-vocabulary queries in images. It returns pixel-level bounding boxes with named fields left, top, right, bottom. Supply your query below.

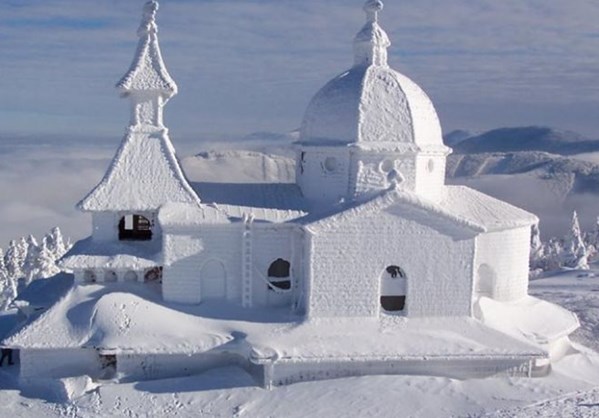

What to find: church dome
left=299, top=0, right=444, bottom=152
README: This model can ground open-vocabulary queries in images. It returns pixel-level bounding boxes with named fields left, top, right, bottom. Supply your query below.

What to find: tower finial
left=354, top=0, right=390, bottom=67
left=138, top=1, right=159, bottom=37
left=364, top=0, right=384, bottom=23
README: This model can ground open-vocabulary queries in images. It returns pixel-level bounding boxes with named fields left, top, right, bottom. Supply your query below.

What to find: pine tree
left=0, top=248, right=17, bottom=311
left=563, top=211, right=589, bottom=270
left=530, top=223, right=545, bottom=271
left=23, top=235, right=40, bottom=285
left=45, top=226, right=69, bottom=260
left=4, top=239, right=27, bottom=281
left=36, top=236, right=60, bottom=279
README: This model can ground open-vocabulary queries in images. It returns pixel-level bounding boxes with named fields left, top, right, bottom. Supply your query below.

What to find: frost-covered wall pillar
left=296, top=146, right=351, bottom=204
left=350, top=150, right=416, bottom=198
left=474, top=227, right=531, bottom=301
left=129, top=93, right=165, bottom=128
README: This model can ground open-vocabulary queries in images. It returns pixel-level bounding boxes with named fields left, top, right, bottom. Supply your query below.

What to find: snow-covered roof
left=190, top=182, right=309, bottom=223
left=159, top=202, right=231, bottom=228
left=78, top=128, right=201, bottom=212
left=299, top=1, right=448, bottom=153
left=59, top=237, right=161, bottom=270
left=117, top=1, right=177, bottom=98
left=303, top=185, right=537, bottom=236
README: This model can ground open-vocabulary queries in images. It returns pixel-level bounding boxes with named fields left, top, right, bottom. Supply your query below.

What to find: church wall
left=306, top=211, right=475, bottom=318
left=251, top=225, right=296, bottom=308
left=297, top=147, right=350, bottom=204
left=474, top=226, right=531, bottom=302
left=162, top=226, right=243, bottom=305
left=91, top=211, right=160, bottom=243
left=350, top=151, right=416, bottom=197
left=414, top=155, right=446, bottom=203
left=92, top=212, right=116, bottom=241
left=19, top=348, right=101, bottom=380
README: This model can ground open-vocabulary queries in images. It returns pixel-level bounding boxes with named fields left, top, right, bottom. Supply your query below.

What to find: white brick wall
left=92, top=211, right=160, bottom=243
left=19, top=349, right=101, bottom=379
left=297, top=147, right=350, bottom=203
left=307, top=210, right=476, bottom=318
left=414, top=154, right=446, bottom=203
left=162, top=226, right=242, bottom=304
left=474, top=227, right=531, bottom=301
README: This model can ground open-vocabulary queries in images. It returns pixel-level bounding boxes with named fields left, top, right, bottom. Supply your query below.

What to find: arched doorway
left=380, top=265, right=407, bottom=312
left=200, top=260, right=227, bottom=300
left=475, top=264, right=496, bottom=299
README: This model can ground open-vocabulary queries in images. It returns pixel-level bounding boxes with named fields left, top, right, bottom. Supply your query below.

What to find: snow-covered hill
left=452, top=127, right=599, bottom=155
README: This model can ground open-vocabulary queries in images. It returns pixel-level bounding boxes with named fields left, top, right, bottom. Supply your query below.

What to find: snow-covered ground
left=2, top=267, right=599, bottom=417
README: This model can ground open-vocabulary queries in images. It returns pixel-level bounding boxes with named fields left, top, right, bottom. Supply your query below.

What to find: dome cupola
left=296, top=1, right=450, bottom=205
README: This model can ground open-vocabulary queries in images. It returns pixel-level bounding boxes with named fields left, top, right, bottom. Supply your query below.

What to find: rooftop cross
left=353, top=0, right=390, bottom=67
left=364, top=0, right=384, bottom=23
left=138, top=1, right=159, bottom=37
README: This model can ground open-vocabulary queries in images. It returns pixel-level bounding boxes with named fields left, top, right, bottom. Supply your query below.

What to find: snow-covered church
left=5, top=0, right=579, bottom=389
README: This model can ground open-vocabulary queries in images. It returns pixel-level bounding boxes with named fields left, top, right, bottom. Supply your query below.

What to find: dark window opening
left=268, top=258, right=291, bottom=291
left=381, top=296, right=406, bottom=312
left=386, top=265, right=405, bottom=278
left=99, top=354, right=117, bottom=380
left=144, top=267, right=163, bottom=283
left=119, top=215, right=152, bottom=241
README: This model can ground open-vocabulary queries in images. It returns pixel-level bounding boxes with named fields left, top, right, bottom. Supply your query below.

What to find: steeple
left=353, top=0, right=391, bottom=67
left=117, top=1, right=177, bottom=129
left=79, top=0, right=200, bottom=213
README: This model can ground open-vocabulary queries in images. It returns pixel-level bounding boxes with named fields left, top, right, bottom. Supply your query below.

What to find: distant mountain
left=452, top=127, right=599, bottom=155
left=447, top=151, right=599, bottom=194
left=443, top=130, right=475, bottom=146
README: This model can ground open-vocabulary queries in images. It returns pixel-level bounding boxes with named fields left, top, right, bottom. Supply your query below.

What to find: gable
left=79, top=129, right=200, bottom=212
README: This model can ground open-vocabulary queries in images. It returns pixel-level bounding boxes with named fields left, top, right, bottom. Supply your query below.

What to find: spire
left=353, top=0, right=391, bottom=67
left=117, top=1, right=177, bottom=129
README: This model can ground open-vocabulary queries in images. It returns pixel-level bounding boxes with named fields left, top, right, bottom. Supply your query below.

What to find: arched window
left=124, top=271, right=138, bottom=282
left=267, top=258, right=291, bottom=291
left=380, top=265, right=407, bottom=312
left=119, top=214, right=152, bottom=241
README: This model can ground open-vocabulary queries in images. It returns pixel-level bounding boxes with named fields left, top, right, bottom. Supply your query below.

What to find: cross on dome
left=353, top=0, right=390, bottom=67
left=364, top=0, right=384, bottom=23
left=138, top=1, right=159, bottom=36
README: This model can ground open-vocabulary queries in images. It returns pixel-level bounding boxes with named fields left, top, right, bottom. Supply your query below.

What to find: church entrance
left=200, top=260, right=227, bottom=300
left=380, top=265, right=407, bottom=313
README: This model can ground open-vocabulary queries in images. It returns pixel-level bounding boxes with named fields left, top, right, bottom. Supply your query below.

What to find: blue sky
left=1, top=0, right=598, bottom=139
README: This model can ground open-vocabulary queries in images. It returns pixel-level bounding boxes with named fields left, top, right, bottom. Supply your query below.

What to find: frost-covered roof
left=192, top=182, right=308, bottom=212
left=117, top=1, right=177, bottom=97
left=303, top=185, right=537, bottom=236
left=59, top=237, right=161, bottom=270
left=299, top=1, right=448, bottom=153
left=79, top=129, right=201, bottom=212
left=159, top=202, right=231, bottom=228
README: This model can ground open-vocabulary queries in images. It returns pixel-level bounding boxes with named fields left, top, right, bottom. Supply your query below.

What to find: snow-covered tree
left=4, top=238, right=27, bottom=282
left=44, top=226, right=70, bottom=260
left=0, top=248, right=17, bottom=311
left=530, top=224, right=545, bottom=271
left=36, top=236, right=60, bottom=279
left=23, top=235, right=40, bottom=285
left=563, top=211, right=589, bottom=270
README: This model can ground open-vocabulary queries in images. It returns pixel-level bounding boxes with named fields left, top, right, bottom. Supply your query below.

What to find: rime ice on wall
left=10, top=0, right=581, bottom=388
left=79, top=1, right=199, bottom=213
left=297, top=0, right=450, bottom=204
